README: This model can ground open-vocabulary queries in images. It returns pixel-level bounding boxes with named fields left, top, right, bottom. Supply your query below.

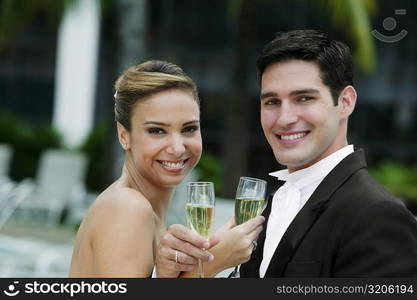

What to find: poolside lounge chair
left=15, top=149, right=88, bottom=225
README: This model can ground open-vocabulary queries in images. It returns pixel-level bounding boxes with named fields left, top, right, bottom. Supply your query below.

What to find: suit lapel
left=264, top=149, right=367, bottom=277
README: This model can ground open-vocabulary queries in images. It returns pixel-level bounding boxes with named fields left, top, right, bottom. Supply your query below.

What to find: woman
left=69, top=60, right=264, bottom=277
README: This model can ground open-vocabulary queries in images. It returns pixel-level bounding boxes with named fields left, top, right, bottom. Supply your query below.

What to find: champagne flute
left=185, top=182, right=215, bottom=278
left=233, top=176, right=267, bottom=277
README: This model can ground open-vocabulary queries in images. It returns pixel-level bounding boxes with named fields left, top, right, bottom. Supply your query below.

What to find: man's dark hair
left=257, top=29, right=354, bottom=105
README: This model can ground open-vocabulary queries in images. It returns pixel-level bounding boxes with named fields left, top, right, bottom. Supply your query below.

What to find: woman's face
left=121, top=89, right=202, bottom=187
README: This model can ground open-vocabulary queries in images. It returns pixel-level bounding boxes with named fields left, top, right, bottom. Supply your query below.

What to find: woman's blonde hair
left=114, top=60, right=199, bottom=130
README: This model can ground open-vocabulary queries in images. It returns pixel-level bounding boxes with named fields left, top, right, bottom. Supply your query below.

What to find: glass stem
left=198, top=258, right=204, bottom=278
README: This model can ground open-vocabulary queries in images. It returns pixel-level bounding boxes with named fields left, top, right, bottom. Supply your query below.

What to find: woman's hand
left=204, top=216, right=265, bottom=276
left=155, top=224, right=219, bottom=278
left=155, top=216, right=264, bottom=278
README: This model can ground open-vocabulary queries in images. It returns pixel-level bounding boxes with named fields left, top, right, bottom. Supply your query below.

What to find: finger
left=216, top=216, right=236, bottom=233
left=250, top=240, right=257, bottom=251
left=247, top=224, right=264, bottom=241
left=174, top=250, right=198, bottom=265
left=207, top=234, right=220, bottom=249
left=163, top=233, right=213, bottom=262
left=157, top=249, right=198, bottom=274
left=175, top=262, right=196, bottom=273
left=168, top=224, right=209, bottom=249
left=173, top=261, right=196, bottom=272
left=178, top=241, right=214, bottom=262
left=159, top=259, right=196, bottom=274
left=236, top=216, right=265, bottom=233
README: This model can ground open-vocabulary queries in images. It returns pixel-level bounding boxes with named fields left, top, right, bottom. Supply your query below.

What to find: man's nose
left=276, top=103, right=298, bottom=128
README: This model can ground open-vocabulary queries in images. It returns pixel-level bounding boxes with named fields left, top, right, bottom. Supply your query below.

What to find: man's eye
left=264, top=99, right=278, bottom=105
left=297, top=96, right=314, bottom=102
left=182, top=126, right=199, bottom=134
left=148, top=128, right=165, bottom=134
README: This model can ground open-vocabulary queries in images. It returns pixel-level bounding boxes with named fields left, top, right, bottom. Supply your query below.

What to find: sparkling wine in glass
left=185, top=182, right=215, bottom=278
left=233, top=176, right=267, bottom=277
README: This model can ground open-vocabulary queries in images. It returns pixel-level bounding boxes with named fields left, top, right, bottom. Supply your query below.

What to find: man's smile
left=276, top=130, right=310, bottom=144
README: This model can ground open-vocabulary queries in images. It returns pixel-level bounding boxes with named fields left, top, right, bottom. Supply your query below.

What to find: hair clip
left=114, top=90, right=118, bottom=99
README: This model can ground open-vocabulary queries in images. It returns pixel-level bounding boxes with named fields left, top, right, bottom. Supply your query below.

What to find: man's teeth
left=161, top=161, right=184, bottom=168
left=281, top=132, right=307, bottom=141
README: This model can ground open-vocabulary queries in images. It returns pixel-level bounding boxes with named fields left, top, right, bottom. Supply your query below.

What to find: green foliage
left=0, top=0, right=113, bottom=49
left=319, top=0, right=377, bottom=72
left=369, top=161, right=417, bottom=201
left=0, top=110, right=111, bottom=192
left=0, top=110, right=62, bottom=179
left=0, top=0, right=68, bottom=48
left=196, top=151, right=223, bottom=195
left=0, top=110, right=22, bottom=144
left=78, top=124, right=109, bottom=192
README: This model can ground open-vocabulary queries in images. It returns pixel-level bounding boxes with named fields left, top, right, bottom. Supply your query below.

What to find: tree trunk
left=221, top=0, right=257, bottom=198
left=111, top=0, right=148, bottom=179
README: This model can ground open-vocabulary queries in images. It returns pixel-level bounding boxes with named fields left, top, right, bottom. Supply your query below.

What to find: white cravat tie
left=259, top=181, right=302, bottom=277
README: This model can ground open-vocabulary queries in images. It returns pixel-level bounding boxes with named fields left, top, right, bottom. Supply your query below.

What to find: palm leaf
left=319, top=0, right=377, bottom=72
left=0, top=0, right=111, bottom=49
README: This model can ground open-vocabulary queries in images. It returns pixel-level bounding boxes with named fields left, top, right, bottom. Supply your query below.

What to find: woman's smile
left=157, top=158, right=190, bottom=172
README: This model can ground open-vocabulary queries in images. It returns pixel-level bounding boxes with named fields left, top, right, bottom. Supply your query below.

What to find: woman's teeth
left=160, top=161, right=184, bottom=168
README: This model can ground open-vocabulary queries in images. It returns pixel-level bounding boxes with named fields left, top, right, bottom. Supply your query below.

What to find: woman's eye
left=148, top=127, right=165, bottom=134
left=182, top=126, right=199, bottom=134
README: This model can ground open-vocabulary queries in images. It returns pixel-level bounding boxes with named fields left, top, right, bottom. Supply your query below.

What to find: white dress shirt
left=259, top=145, right=354, bottom=277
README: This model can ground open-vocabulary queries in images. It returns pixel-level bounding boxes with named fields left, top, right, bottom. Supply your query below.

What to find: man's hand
left=207, top=216, right=265, bottom=274
left=155, top=224, right=220, bottom=278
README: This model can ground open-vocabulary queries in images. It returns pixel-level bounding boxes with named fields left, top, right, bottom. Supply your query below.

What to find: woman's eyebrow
left=143, top=121, right=169, bottom=126
left=183, top=120, right=200, bottom=126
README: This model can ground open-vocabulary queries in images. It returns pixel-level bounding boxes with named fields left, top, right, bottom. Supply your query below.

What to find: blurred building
left=0, top=0, right=416, bottom=195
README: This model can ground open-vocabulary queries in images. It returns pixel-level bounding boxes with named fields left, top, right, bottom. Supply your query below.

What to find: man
left=156, top=29, right=417, bottom=277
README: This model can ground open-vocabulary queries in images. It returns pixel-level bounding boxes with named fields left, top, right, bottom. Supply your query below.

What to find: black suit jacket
left=240, top=149, right=417, bottom=277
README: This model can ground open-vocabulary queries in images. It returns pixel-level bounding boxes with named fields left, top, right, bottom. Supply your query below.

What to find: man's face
left=260, top=59, right=349, bottom=172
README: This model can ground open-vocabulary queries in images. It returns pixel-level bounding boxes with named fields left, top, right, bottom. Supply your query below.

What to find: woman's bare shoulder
left=74, top=186, right=156, bottom=277
left=83, top=186, right=155, bottom=236
left=95, top=186, right=152, bottom=215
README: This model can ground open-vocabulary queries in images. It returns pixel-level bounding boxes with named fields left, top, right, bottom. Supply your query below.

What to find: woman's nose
left=166, top=135, right=186, bottom=156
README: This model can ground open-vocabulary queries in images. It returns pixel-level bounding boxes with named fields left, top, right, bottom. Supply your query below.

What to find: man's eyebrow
left=260, top=89, right=319, bottom=100
left=289, top=88, right=320, bottom=96
left=260, top=91, right=278, bottom=100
